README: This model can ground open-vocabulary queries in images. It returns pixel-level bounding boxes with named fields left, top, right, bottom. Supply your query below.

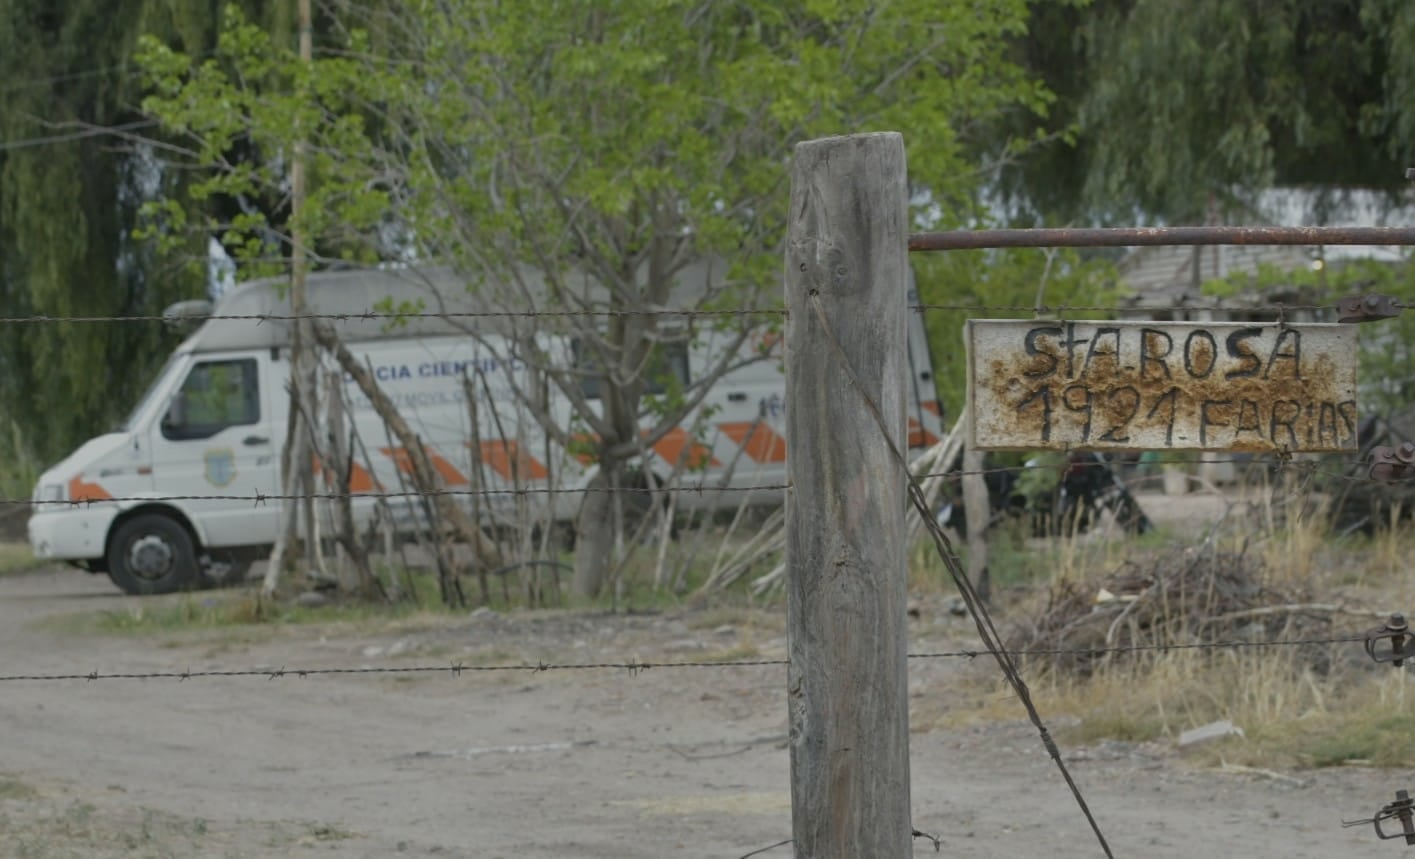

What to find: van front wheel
left=107, top=514, right=199, bottom=596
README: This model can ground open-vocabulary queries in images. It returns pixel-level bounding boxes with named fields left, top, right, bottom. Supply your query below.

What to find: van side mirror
left=164, top=393, right=188, bottom=430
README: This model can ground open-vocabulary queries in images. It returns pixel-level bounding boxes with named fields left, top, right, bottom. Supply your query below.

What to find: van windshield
left=116, top=354, right=180, bottom=432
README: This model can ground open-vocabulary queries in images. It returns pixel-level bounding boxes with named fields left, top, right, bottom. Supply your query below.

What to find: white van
left=29, top=263, right=943, bottom=595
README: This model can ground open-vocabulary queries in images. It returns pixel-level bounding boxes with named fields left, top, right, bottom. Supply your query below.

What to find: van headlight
left=35, top=483, right=64, bottom=505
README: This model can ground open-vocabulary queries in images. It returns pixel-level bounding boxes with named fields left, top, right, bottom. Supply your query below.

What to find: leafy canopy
left=136, top=1, right=1053, bottom=290
left=991, top=0, right=1415, bottom=224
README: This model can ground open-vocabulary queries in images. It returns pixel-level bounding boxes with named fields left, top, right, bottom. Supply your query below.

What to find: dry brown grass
left=925, top=497, right=1415, bottom=770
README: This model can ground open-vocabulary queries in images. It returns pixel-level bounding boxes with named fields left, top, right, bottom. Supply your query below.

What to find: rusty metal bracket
left=1344, top=789, right=1415, bottom=845
left=1369, top=444, right=1415, bottom=482
left=1337, top=294, right=1403, bottom=324
left=1365, top=614, right=1411, bottom=667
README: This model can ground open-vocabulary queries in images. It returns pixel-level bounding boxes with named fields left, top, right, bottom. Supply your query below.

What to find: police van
left=28, top=262, right=943, bottom=595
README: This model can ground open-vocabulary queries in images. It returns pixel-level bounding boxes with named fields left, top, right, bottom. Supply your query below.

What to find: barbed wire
left=0, top=658, right=788, bottom=683
left=0, top=299, right=1388, bottom=324
left=923, top=452, right=1392, bottom=483
left=912, top=301, right=1370, bottom=316
left=912, top=634, right=1371, bottom=661
left=0, top=307, right=787, bottom=324
left=0, top=634, right=1376, bottom=684
left=8, top=481, right=795, bottom=508
left=15, top=454, right=1404, bottom=509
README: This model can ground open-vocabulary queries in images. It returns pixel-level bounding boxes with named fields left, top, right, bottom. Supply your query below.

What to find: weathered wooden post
left=785, top=132, right=911, bottom=857
left=962, top=447, right=991, bottom=601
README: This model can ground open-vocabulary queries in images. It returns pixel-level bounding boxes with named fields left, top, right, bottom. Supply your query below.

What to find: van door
left=711, top=332, right=788, bottom=494
left=148, top=351, right=281, bottom=549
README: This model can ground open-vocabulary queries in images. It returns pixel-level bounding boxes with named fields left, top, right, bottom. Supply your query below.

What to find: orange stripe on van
left=921, top=401, right=941, bottom=415
left=380, top=447, right=470, bottom=486
left=648, top=427, right=719, bottom=469
left=719, top=422, right=787, bottom=464
left=471, top=440, right=549, bottom=482
left=311, top=455, right=380, bottom=493
left=68, top=474, right=112, bottom=501
left=907, top=417, right=939, bottom=448
left=568, top=433, right=598, bottom=466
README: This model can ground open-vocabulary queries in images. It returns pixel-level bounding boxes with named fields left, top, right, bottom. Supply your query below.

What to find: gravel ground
left=0, top=492, right=1400, bottom=859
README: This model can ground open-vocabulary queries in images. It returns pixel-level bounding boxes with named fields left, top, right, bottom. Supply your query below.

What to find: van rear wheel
left=107, top=514, right=199, bottom=596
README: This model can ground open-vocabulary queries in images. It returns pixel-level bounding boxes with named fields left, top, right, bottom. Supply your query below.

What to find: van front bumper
left=28, top=506, right=115, bottom=561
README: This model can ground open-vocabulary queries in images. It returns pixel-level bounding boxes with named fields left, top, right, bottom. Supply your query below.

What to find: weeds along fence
left=8, top=130, right=1415, bottom=856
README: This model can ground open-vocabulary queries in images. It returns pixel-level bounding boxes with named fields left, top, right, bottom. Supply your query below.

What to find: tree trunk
left=325, top=369, right=384, bottom=601
left=309, top=320, right=502, bottom=600
left=269, top=0, right=317, bottom=596
left=262, top=421, right=309, bottom=596
left=572, top=469, right=618, bottom=597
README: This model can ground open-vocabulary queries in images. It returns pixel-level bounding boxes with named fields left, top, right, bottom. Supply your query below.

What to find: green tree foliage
left=995, top=0, right=1415, bottom=223
left=0, top=1, right=177, bottom=480
left=915, top=248, right=1120, bottom=426
left=1200, top=258, right=1415, bottom=417
left=135, top=0, right=1055, bottom=595
left=0, top=0, right=288, bottom=492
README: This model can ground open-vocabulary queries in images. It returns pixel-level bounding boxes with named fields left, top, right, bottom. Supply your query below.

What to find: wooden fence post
left=962, top=446, right=991, bottom=601
left=785, top=132, right=911, bottom=858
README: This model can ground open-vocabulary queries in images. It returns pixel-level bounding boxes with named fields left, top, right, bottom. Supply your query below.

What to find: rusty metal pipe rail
left=909, top=225, right=1415, bottom=252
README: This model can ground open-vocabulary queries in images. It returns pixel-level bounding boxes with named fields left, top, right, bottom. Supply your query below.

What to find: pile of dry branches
left=1007, top=544, right=1338, bottom=675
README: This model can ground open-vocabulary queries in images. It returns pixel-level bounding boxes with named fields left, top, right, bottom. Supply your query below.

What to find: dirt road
left=0, top=565, right=1397, bottom=858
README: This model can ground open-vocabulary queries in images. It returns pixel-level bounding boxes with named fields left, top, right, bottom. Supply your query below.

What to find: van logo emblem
left=204, top=448, right=237, bottom=487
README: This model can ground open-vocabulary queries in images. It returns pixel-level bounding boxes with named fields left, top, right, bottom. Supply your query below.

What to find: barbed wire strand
left=0, top=299, right=1391, bottom=324
left=917, top=458, right=1388, bottom=489
left=8, top=482, right=793, bottom=508
left=910, top=302, right=1374, bottom=315
left=739, top=837, right=794, bottom=858
left=805, top=291, right=1117, bottom=859
left=928, top=460, right=1404, bottom=492
left=912, top=634, right=1371, bottom=661
left=15, top=452, right=1410, bottom=508
left=0, top=307, right=786, bottom=324
left=0, top=634, right=1377, bottom=683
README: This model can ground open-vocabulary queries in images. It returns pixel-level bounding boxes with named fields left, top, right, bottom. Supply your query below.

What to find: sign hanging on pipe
left=966, top=319, right=1360, bottom=452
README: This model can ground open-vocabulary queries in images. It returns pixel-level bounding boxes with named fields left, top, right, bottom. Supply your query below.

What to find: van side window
left=572, top=341, right=690, bottom=399
left=163, top=358, right=260, bottom=440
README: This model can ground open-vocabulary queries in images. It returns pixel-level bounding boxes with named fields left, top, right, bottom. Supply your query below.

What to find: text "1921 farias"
left=966, top=320, right=1360, bottom=452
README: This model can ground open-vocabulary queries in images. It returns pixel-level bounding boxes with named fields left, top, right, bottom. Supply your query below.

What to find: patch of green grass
left=88, top=596, right=269, bottom=634
left=683, top=604, right=778, bottom=632
left=41, top=529, right=779, bottom=640
left=0, top=542, right=39, bottom=576
left=0, top=774, right=38, bottom=801
left=1221, top=710, right=1415, bottom=770
left=1301, top=714, right=1415, bottom=767
left=49, top=586, right=453, bottom=637
left=704, top=642, right=763, bottom=662
left=961, top=642, right=1415, bottom=771
left=306, top=823, right=357, bottom=842
left=463, top=647, right=521, bottom=666
left=1057, top=712, right=1166, bottom=746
